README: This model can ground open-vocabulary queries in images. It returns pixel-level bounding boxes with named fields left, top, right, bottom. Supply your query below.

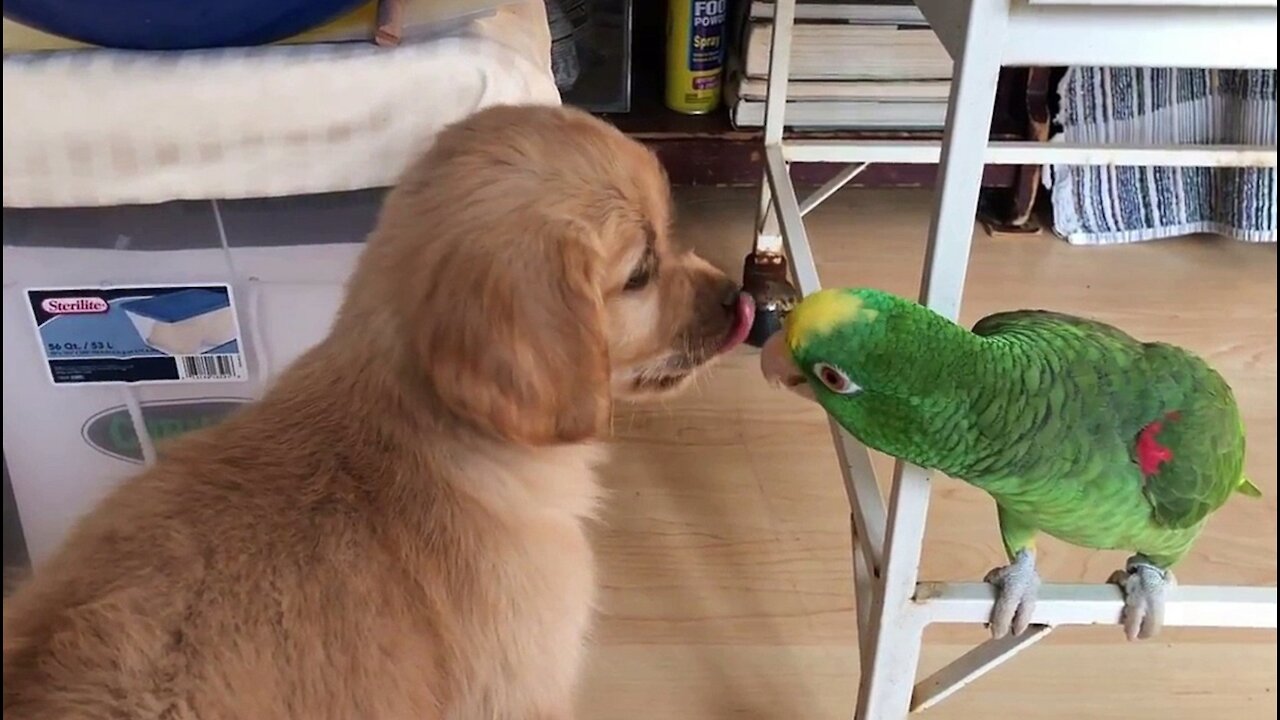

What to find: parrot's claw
left=1109, top=557, right=1175, bottom=641
left=984, top=549, right=1041, bottom=639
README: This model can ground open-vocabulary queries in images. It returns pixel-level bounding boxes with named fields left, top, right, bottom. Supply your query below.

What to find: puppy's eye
left=624, top=264, right=652, bottom=291
left=813, top=363, right=862, bottom=395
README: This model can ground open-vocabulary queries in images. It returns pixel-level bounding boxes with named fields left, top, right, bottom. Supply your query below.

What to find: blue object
left=4, top=0, right=370, bottom=51
left=120, top=289, right=229, bottom=323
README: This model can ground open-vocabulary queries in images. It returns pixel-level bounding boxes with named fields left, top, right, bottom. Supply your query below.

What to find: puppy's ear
left=415, top=221, right=610, bottom=445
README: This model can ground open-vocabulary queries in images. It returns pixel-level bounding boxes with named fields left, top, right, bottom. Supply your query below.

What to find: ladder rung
left=780, top=140, right=1279, bottom=168
left=913, top=581, right=1278, bottom=629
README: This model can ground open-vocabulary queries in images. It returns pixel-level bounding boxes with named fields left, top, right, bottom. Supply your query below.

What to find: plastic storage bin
left=2, top=189, right=384, bottom=565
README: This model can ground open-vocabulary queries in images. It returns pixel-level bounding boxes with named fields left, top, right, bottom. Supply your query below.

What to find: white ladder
left=749, top=1, right=1280, bottom=717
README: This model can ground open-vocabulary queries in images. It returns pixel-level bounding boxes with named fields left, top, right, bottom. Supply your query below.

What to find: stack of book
left=726, top=1, right=953, bottom=130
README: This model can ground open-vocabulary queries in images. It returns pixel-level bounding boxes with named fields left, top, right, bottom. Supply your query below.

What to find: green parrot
left=760, top=287, right=1261, bottom=640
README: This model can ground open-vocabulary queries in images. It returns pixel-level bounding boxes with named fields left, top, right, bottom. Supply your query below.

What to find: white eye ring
left=813, top=363, right=862, bottom=395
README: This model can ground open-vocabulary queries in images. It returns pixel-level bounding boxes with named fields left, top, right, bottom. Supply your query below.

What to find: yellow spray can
left=664, top=0, right=729, bottom=115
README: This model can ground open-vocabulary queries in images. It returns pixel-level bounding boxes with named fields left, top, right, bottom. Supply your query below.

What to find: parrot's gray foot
left=984, top=548, right=1041, bottom=639
left=1109, top=557, right=1175, bottom=641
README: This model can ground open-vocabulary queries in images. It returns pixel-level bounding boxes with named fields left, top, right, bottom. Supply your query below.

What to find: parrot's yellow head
left=784, top=288, right=882, bottom=351
left=764, top=286, right=970, bottom=409
left=762, top=287, right=980, bottom=470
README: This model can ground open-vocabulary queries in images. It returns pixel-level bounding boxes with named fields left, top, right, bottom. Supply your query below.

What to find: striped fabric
left=1049, top=67, right=1277, bottom=245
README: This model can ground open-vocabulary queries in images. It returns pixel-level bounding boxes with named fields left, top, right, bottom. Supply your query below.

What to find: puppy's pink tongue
left=719, top=293, right=756, bottom=353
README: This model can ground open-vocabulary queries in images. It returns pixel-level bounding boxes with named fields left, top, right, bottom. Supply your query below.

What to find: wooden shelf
left=590, top=1, right=1027, bottom=189
left=600, top=71, right=1024, bottom=188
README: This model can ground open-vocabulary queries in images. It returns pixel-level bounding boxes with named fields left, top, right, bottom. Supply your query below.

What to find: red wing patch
left=1136, top=412, right=1181, bottom=477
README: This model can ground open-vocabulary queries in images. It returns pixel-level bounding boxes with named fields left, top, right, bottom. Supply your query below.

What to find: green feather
left=785, top=289, right=1254, bottom=570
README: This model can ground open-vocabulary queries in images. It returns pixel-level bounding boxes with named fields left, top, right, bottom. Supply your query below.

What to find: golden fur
left=2, top=105, right=748, bottom=720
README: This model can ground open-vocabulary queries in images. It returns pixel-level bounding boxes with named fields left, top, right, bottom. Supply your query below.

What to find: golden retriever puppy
left=2, top=104, right=755, bottom=720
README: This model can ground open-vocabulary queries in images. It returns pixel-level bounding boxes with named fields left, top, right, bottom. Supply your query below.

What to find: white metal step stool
left=744, top=1, right=1280, bottom=717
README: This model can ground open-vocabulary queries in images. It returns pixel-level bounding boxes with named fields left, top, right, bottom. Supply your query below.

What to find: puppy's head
left=350, top=105, right=753, bottom=446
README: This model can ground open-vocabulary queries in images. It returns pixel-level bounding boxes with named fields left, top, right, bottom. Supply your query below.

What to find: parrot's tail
left=1236, top=476, right=1263, bottom=498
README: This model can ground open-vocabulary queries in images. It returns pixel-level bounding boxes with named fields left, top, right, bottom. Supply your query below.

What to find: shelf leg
left=743, top=0, right=801, bottom=347
left=855, top=3, right=1010, bottom=717
left=854, top=461, right=932, bottom=720
left=919, top=0, right=1009, bottom=321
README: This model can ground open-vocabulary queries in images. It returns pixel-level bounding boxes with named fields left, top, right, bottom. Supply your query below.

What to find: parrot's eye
left=813, top=363, right=862, bottom=395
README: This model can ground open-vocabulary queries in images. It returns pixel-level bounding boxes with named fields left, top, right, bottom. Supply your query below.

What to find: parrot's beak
left=760, top=331, right=815, bottom=401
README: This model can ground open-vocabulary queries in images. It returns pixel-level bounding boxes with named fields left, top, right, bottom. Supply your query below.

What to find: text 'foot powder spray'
left=665, top=0, right=728, bottom=115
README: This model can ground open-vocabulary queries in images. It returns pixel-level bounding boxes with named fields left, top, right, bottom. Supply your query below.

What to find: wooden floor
left=581, top=188, right=1278, bottom=720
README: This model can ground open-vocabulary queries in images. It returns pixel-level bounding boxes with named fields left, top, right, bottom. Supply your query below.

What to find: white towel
left=1, top=0, right=560, bottom=208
